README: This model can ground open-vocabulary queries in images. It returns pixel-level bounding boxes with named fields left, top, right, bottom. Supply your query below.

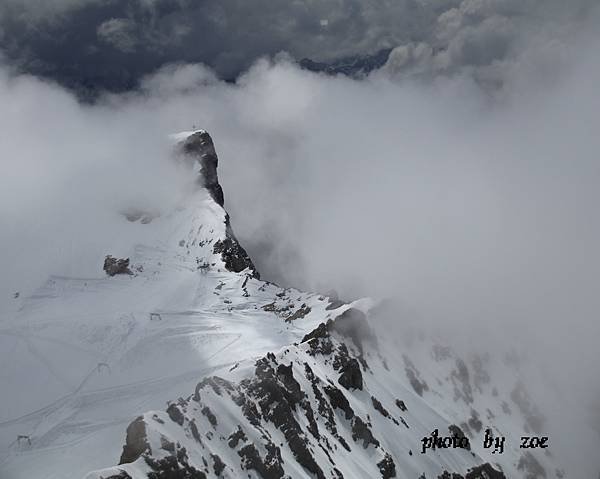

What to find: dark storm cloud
left=1, top=0, right=597, bottom=94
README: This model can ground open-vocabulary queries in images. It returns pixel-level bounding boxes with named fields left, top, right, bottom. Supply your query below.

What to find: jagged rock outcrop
left=104, top=255, right=133, bottom=276
left=179, top=131, right=225, bottom=207
left=119, top=416, right=149, bottom=464
left=94, top=310, right=400, bottom=478
left=212, top=214, right=259, bottom=278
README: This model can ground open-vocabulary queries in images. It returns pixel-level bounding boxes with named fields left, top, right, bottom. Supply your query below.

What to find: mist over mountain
left=1, top=2, right=600, bottom=478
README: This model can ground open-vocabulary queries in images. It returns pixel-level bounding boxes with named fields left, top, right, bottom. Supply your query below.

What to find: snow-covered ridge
left=86, top=306, right=556, bottom=479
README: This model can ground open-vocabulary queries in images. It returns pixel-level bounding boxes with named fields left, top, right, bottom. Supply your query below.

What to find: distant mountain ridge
left=299, top=49, right=392, bottom=78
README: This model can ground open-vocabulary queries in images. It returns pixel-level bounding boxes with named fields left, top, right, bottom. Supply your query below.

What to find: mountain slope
left=86, top=308, right=515, bottom=479
left=1, top=131, right=593, bottom=479
left=0, top=131, right=339, bottom=479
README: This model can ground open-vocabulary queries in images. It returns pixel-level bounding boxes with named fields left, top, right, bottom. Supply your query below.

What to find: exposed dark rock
left=286, top=303, right=312, bottom=321
left=160, top=437, right=175, bottom=454
left=307, top=335, right=335, bottom=356
left=213, top=225, right=259, bottom=278
left=104, top=255, right=133, bottom=276
left=377, top=452, right=396, bottom=479
left=437, top=472, right=464, bottom=479
left=244, top=357, right=325, bottom=479
left=371, top=396, right=390, bottom=419
left=324, top=385, right=354, bottom=420
left=238, top=443, right=284, bottom=479
left=166, top=404, right=184, bottom=426
left=201, top=406, right=217, bottom=427
left=305, top=363, right=349, bottom=450
left=211, top=454, right=226, bottom=476
left=119, top=416, right=149, bottom=464
left=276, top=363, right=299, bottom=393
left=395, top=399, right=407, bottom=412
left=179, top=131, right=224, bottom=207
left=177, top=131, right=259, bottom=278
left=301, top=397, right=320, bottom=440
left=262, top=302, right=277, bottom=312
left=351, top=416, right=380, bottom=448
left=232, top=392, right=261, bottom=427
left=189, top=420, right=202, bottom=444
left=227, top=426, right=247, bottom=449
left=337, top=356, right=363, bottom=391
left=145, top=451, right=207, bottom=479
left=302, top=322, right=330, bottom=343
left=333, top=467, right=345, bottom=479
left=465, top=463, right=506, bottom=479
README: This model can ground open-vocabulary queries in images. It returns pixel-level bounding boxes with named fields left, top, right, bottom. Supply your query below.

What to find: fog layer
left=1, top=6, right=599, bottom=475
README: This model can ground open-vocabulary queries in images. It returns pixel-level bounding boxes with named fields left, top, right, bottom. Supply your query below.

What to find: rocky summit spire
left=179, top=130, right=225, bottom=207
left=176, top=130, right=260, bottom=278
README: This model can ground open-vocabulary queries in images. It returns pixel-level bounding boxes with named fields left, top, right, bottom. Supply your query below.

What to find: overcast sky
left=1, top=2, right=600, bottom=475
left=0, top=0, right=596, bottom=91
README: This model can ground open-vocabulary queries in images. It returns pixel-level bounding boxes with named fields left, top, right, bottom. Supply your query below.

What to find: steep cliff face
left=176, top=130, right=259, bottom=278
left=178, top=131, right=225, bottom=208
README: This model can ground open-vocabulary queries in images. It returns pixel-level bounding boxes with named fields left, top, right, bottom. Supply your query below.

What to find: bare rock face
left=104, top=256, right=133, bottom=276
left=119, top=416, right=149, bottom=464
left=213, top=215, right=259, bottom=278
left=179, top=131, right=225, bottom=207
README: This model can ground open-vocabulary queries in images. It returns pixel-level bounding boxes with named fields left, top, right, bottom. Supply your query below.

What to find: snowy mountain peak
left=169, top=129, right=258, bottom=278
